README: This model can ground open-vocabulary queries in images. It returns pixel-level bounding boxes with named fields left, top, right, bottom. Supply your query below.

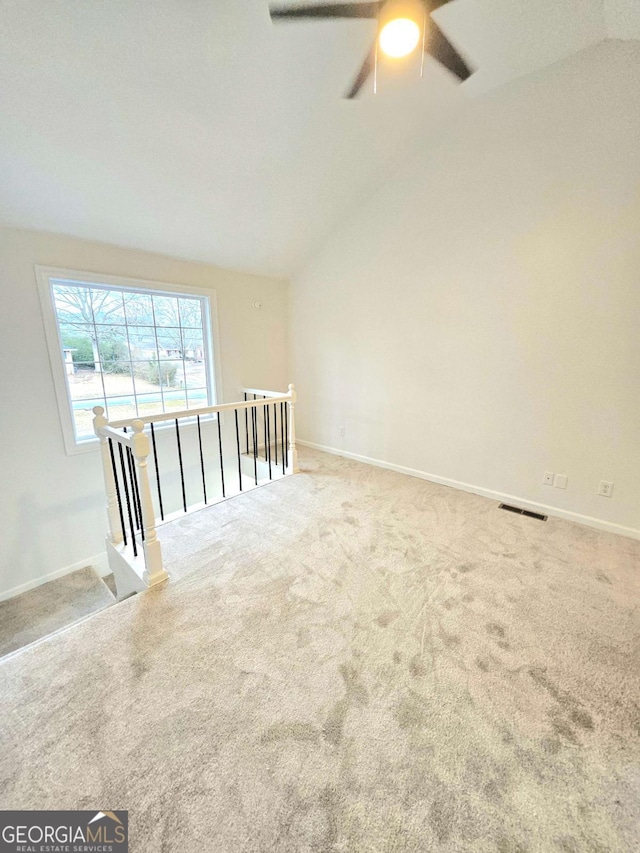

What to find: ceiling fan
left=269, top=0, right=473, bottom=98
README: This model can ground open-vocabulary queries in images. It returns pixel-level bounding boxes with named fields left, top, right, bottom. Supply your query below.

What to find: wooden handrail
left=99, top=425, right=133, bottom=446
left=108, top=393, right=292, bottom=429
left=239, top=386, right=288, bottom=399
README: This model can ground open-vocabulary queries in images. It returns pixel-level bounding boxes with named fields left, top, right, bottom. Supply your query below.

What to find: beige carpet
left=0, top=448, right=638, bottom=851
left=0, top=566, right=116, bottom=658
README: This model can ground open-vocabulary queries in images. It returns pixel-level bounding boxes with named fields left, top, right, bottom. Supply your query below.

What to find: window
left=36, top=267, right=220, bottom=454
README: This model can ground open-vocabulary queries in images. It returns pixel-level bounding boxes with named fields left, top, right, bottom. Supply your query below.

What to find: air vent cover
left=499, top=503, right=547, bottom=521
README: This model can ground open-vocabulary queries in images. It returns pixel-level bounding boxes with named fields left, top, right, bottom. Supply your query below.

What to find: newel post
left=93, top=406, right=123, bottom=545
left=287, top=384, right=300, bottom=474
left=131, top=420, right=169, bottom=587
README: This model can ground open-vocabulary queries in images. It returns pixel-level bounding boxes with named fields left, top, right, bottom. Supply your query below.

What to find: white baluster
left=93, top=406, right=123, bottom=545
left=287, top=384, right=300, bottom=474
left=131, top=419, right=168, bottom=587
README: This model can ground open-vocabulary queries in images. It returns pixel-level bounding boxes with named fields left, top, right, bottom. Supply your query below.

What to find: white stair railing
left=240, top=385, right=299, bottom=475
left=93, top=385, right=298, bottom=598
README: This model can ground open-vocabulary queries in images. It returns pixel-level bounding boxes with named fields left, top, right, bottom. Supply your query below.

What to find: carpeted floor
left=1, top=448, right=638, bottom=851
left=0, top=566, right=116, bottom=658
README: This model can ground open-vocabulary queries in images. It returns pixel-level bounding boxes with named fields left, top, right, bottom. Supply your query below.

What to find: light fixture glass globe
left=379, top=18, right=421, bottom=59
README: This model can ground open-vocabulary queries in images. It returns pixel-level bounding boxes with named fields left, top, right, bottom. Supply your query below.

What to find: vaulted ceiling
left=0, top=1, right=638, bottom=277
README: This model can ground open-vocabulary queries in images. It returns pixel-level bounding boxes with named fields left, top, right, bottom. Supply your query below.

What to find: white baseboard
left=297, top=440, right=640, bottom=542
left=0, top=551, right=109, bottom=603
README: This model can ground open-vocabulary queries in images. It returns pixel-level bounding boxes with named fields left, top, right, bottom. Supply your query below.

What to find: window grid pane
left=53, top=281, right=212, bottom=440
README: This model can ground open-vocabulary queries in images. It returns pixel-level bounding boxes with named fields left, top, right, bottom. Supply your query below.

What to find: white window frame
left=36, top=266, right=224, bottom=456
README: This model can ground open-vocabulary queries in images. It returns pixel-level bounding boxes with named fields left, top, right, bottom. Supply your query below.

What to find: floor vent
left=499, top=503, right=547, bottom=521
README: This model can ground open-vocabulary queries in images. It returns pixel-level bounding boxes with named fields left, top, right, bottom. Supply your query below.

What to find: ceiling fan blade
left=344, top=40, right=376, bottom=98
left=426, top=19, right=472, bottom=81
left=270, top=2, right=381, bottom=21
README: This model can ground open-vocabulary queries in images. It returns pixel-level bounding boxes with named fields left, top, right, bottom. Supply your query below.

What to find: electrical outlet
left=543, top=472, right=554, bottom=486
left=598, top=481, right=614, bottom=498
left=554, top=474, right=568, bottom=489
left=338, top=426, right=345, bottom=436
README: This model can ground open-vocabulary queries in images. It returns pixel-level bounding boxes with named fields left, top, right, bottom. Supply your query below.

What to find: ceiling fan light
left=379, top=18, right=421, bottom=59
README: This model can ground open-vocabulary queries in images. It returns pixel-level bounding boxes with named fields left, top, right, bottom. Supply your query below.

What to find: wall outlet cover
left=554, top=474, right=568, bottom=489
left=598, top=481, right=614, bottom=497
left=543, top=472, right=554, bottom=485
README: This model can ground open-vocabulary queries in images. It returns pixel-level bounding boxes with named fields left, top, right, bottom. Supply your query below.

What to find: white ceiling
left=0, top=0, right=637, bottom=277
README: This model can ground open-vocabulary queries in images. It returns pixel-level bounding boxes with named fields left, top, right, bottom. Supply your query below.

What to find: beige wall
left=0, top=227, right=288, bottom=598
left=290, top=40, right=640, bottom=538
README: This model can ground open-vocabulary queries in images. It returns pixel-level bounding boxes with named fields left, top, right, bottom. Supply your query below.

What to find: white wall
left=290, top=40, right=640, bottom=537
left=0, top=227, right=288, bottom=598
